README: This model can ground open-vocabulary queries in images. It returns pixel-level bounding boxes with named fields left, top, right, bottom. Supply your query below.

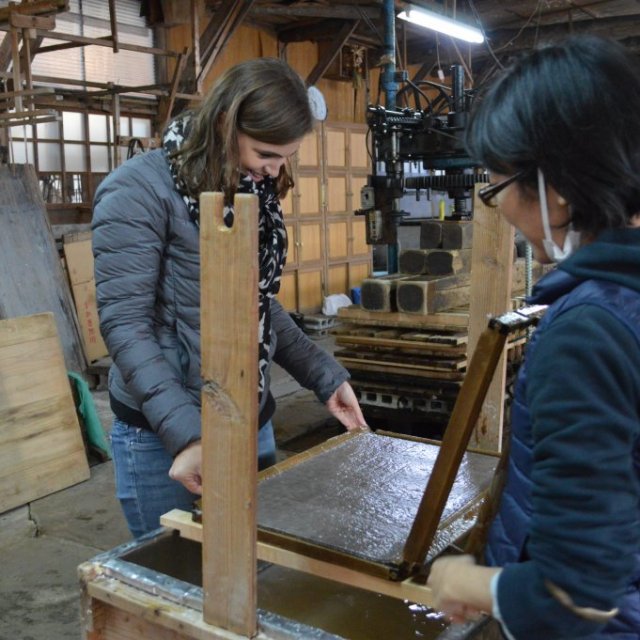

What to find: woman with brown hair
left=92, top=58, right=366, bottom=538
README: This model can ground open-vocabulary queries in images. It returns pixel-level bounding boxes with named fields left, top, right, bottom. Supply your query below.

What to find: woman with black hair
left=427, top=35, right=640, bottom=639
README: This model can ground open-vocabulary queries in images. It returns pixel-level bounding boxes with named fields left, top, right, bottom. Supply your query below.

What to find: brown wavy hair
left=171, top=57, right=313, bottom=202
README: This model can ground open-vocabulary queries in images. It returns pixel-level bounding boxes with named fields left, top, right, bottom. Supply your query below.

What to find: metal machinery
left=357, top=64, right=487, bottom=260
left=346, top=65, right=519, bottom=437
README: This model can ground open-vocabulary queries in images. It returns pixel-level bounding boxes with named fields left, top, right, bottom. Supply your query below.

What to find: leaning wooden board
left=0, top=164, right=85, bottom=373
left=0, top=313, right=90, bottom=513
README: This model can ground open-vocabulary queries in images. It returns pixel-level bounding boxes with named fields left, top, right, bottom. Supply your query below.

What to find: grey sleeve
left=271, top=298, right=350, bottom=403
left=92, top=165, right=201, bottom=456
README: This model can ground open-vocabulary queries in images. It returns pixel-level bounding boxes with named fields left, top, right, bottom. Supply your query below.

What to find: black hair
left=466, top=35, right=640, bottom=233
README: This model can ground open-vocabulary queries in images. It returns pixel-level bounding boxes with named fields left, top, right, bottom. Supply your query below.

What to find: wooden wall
left=165, top=19, right=376, bottom=125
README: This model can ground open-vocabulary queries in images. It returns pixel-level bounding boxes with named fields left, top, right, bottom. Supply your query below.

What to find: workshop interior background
left=0, top=0, right=638, bottom=481
left=0, top=1, right=639, bottom=639
left=3, top=0, right=639, bottom=317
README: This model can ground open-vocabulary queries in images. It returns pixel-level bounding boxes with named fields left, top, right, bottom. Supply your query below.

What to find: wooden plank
left=9, top=13, right=54, bottom=30
left=83, top=575, right=244, bottom=640
left=335, top=348, right=466, bottom=371
left=401, top=331, right=467, bottom=346
left=0, top=164, right=85, bottom=373
left=199, top=192, right=258, bottom=636
left=360, top=274, right=408, bottom=312
left=396, top=275, right=471, bottom=315
left=338, top=304, right=468, bottom=330
left=337, top=357, right=465, bottom=381
left=401, top=326, right=507, bottom=570
left=108, top=0, right=118, bottom=53
left=0, top=86, right=53, bottom=100
left=158, top=47, right=188, bottom=131
left=161, top=509, right=436, bottom=609
left=398, top=248, right=471, bottom=276
left=441, top=220, right=474, bottom=250
left=62, top=232, right=109, bottom=362
left=28, top=28, right=179, bottom=57
left=0, top=0, right=67, bottom=23
left=419, top=220, right=474, bottom=250
left=0, top=312, right=89, bottom=514
left=467, top=186, right=515, bottom=452
left=334, top=334, right=467, bottom=356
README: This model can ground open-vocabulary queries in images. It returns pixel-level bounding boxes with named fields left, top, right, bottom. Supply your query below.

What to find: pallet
left=335, top=348, right=466, bottom=371
left=332, top=324, right=467, bottom=355
left=338, top=305, right=469, bottom=330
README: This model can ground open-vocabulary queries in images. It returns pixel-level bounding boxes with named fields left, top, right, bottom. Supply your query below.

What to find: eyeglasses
left=477, top=171, right=526, bottom=208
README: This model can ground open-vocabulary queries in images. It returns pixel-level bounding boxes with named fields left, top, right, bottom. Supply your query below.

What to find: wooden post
left=200, top=192, right=259, bottom=637
left=467, top=186, right=515, bottom=452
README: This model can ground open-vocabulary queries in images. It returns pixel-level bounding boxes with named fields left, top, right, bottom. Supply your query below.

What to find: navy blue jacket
left=486, top=228, right=640, bottom=639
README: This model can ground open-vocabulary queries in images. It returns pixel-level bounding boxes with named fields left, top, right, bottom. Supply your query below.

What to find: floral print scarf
left=163, top=113, right=288, bottom=401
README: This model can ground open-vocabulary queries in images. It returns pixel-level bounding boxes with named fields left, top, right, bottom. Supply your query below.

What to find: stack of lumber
left=361, top=220, right=474, bottom=315
left=337, top=219, right=552, bottom=433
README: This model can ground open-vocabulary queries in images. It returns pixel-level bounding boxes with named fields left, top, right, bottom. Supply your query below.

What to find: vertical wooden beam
left=196, top=0, right=255, bottom=86
left=191, top=0, right=202, bottom=94
left=157, top=47, right=188, bottom=132
left=108, top=0, right=119, bottom=53
left=200, top=192, right=258, bottom=636
left=111, top=86, right=120, bottom=168
left=10, top=27, right=22, bottom=111
left=467, top=186, right=515, bottom=452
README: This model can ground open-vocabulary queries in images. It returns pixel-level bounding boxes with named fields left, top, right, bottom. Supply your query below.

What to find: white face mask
left=537, top=168, right=581, bottom=262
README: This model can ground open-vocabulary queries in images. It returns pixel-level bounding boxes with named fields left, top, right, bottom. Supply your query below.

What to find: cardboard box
left=62, top=232, right=108, bottom=363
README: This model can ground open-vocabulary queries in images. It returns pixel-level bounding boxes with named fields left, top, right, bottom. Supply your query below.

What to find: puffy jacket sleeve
left=495, top=304, right=640, bottom=639
left=92, top=156, right=202, bottom=456
left=271, top=298, right=349, bottom=403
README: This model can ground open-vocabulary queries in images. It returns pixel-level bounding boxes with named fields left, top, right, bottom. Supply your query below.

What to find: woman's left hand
left=427, top=554, right=500, bottom=623
left=325, top=381, right=369, bottom=432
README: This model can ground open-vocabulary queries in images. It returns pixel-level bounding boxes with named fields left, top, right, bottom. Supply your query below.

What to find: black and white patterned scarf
left=163, top=114, right=288, bottom=401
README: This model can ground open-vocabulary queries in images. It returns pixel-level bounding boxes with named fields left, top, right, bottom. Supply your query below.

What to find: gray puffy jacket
left=92, top=149, right=349, bottom=456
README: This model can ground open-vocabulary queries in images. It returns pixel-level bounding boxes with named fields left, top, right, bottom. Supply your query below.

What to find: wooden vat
left=79, top=528, right=503, bottom=640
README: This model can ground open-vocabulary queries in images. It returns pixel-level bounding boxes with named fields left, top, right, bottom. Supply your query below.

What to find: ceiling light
left=397, top=5, right=484, bottom=44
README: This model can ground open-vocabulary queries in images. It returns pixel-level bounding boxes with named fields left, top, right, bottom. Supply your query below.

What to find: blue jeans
left=110, top=418, right=277, bottom=538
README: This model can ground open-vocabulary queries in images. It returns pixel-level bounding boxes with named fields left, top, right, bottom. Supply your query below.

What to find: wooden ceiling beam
left=197, top=0, right=256, bottom=86
left=173, top=0, right=256, bottom=98
left=251, top=4, right=379, bottom=20
left=0, top=0, right=68, bottom=24
left=306, top=20, right=360, bottom=85
left=487, top=13, right=640, bottom=50
left=278, top=18, right=354, bottom=44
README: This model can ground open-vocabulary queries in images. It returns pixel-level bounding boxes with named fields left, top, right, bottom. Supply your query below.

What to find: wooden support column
left=108, top=0, right=119, bottom=53
left=191, top=0, right=202, bottom=94
left=467, top=186, right=515, bottom=452
left=10, top=27, right=22, bottom=111
left=200, top=192, right=259, bottom=637
left=157, top=47, right=188, bottom=132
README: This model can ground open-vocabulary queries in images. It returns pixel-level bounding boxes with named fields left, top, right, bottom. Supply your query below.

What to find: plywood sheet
left=258, top=432, right=496, bottom=568
left=0, top=312, right=90, bottom=514
left=62, top=232, right=109, bottom=362
left=0, top=164, right=85, bottom=373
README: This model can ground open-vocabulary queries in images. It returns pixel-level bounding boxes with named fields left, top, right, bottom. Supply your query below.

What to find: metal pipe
left=382, top=0, right=399, bottom=272
left=381, top=0, right=397, bottom=109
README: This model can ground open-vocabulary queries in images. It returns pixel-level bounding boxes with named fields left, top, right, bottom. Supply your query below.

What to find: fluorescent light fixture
left=397, top=5, right=484, bottom=44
